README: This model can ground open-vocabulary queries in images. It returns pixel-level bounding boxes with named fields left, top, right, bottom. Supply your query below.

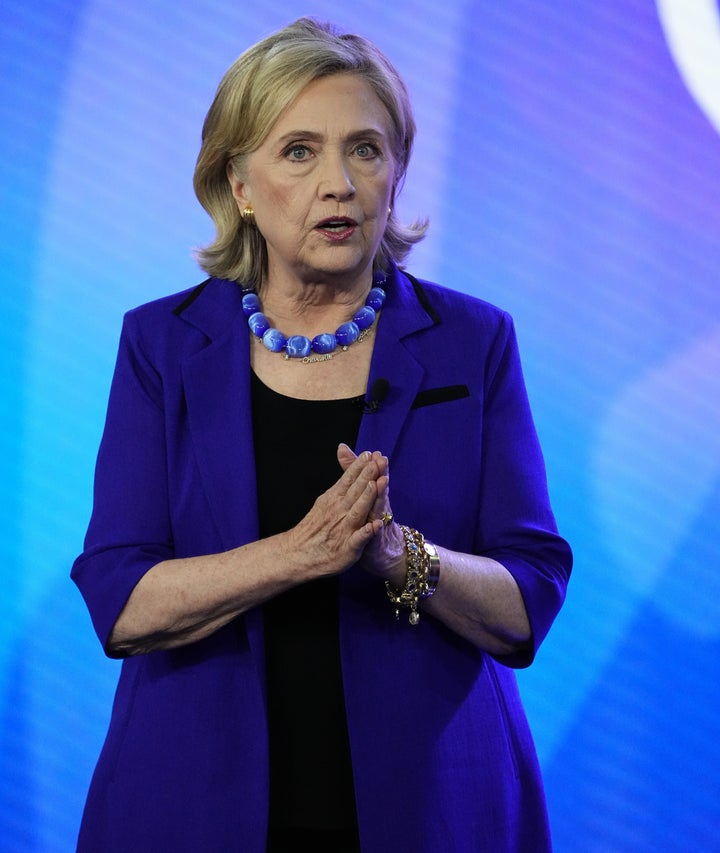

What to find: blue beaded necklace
left=241, top=271, right=387, bottom=363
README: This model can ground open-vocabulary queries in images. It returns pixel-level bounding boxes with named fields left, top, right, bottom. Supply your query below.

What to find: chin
left=307, top=250, right=374, bottom=280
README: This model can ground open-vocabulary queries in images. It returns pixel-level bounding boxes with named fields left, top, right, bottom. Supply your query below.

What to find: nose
left=319, top=153, right=356, bottom=201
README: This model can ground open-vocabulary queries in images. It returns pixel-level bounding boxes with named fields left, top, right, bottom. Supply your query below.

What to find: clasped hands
left=288, top=443, right=406, bottom=586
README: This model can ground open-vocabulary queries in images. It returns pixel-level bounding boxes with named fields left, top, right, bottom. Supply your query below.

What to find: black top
left=251, top=371, right=363, bottom=845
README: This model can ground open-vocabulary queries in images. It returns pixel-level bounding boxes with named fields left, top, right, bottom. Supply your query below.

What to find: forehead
left=268, top=73, right=393, bottom=138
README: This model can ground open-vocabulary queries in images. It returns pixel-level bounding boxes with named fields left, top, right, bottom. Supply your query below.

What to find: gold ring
left=381, top=512, right=393, bottom=527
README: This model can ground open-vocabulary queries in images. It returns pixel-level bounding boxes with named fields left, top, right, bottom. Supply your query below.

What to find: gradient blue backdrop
left=2, top=1, right=719, bottom=850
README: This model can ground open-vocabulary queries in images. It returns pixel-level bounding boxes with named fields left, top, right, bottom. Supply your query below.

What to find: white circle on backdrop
left=656, top=0, right=720, bottom=134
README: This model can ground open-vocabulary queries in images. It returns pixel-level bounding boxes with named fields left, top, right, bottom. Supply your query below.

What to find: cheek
left=366, top=165, right=395, bottom=204
left=364, top=178, right=394, bottom=218
left=263, top=181, right=309, bottom=223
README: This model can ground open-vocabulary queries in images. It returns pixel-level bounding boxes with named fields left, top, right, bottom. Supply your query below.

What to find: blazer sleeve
left=475, top=312, right=572, bottom=666
left=71, top=311, right=175, bottom=655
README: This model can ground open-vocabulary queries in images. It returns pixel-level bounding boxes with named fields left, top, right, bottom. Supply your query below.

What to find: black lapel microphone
left=354, top=377, right=390, bottom=414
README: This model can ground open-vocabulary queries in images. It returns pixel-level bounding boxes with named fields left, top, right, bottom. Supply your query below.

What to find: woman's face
left=228, top=73, right=397, bottom=289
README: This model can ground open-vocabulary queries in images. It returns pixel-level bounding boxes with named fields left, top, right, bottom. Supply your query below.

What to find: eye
left=354, top=142, right=381, bottom=159
left=284, top=144, right=313, bottom=161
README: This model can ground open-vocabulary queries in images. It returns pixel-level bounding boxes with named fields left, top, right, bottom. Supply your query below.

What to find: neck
left=242, top=270, right=387, bottom=361
left=259, top=271, right=373, bottom=331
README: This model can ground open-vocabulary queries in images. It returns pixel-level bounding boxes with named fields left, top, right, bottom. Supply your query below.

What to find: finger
left=337, top=443, right=357, bottom=472
left=335, top=450, right=387, bottom=503
left=370, top=452, right=388, bottom=478
left=347, top=517, right=385, bottom=550
left=337, top=447, right=384, bottom=497
left=337, top=464, right=390, bottom=532
left=344, top=475, right=381, bottom=523
left=338, top=446, right=387, bottom=476
left=365, top=460, right=391, bottom=520
left=374, top=474, right=390, bottom=509
left=342, top=457, right=385, bottom=507
left=313, top=458, right=379, bottom=530
left=333, top=449, right=374, bottom=497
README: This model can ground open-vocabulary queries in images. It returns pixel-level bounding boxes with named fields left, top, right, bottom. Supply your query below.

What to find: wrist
left=385, top=525, right=440, bottom=625
left=383, top=523, right=408, bottom=585
left=278, top=528, right=325, bottom=584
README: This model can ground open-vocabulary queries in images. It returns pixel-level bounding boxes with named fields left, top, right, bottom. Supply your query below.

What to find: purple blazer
left=72, top=267, right=571, bottom=852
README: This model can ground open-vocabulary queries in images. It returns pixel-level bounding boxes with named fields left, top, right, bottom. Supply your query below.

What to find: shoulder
left=398, top=269, right=513, bottom=339
left=126, top=277, right=243, bottom=326
left=121, top=277, right=245, bottom=353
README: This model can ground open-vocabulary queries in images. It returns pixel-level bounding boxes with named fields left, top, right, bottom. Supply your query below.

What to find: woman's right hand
left=107, top=449, right=387, bottom=655
left=285, top=448, right=386, bottom=579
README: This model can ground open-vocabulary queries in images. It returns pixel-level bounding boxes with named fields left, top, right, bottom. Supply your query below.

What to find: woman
left=72, top=17, right=572, bottom=853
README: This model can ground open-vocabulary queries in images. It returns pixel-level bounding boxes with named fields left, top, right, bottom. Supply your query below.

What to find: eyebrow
left=274, top=128, right=387, bottom=147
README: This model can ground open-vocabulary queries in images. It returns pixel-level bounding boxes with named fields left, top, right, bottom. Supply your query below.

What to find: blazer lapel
left=179, top=283, right=259, bottom=552
left=179, top=287, right=268, bottom=667
left=356, top=269, right=436, bottom=459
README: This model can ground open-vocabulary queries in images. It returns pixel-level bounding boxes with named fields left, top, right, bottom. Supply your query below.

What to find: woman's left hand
left=336, top=444, right=406, bottom=586
left=337, top=446, right=533, bottom=658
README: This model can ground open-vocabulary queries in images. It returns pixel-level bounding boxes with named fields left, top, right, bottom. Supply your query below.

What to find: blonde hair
left=193, top=17, right=427, bottom=286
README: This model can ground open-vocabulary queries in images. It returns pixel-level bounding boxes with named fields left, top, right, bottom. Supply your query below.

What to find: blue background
left=2, top=1, right=719, bottom=850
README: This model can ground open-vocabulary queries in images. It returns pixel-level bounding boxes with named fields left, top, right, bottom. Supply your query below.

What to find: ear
left=226, top=160, right=251, bottom=208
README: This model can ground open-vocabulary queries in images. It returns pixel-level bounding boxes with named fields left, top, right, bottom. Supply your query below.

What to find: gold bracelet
left=385, top=525, right=431, bottom=625
left=422, top=540, right=440, bottom=599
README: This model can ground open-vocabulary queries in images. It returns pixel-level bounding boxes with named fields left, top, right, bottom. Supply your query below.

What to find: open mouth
left=315, top=217, right=357, bottom=233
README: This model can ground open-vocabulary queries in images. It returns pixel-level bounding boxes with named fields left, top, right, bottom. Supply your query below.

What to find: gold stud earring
left=241, top=203, right=254, bottom=221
